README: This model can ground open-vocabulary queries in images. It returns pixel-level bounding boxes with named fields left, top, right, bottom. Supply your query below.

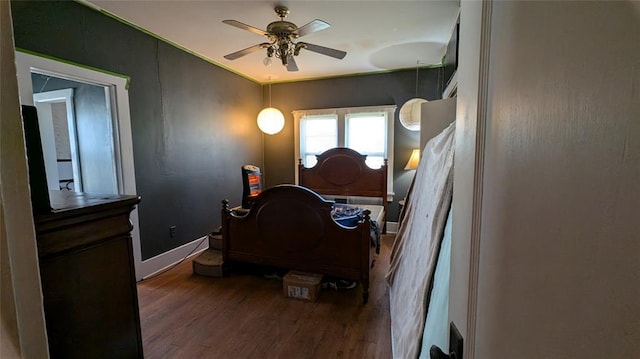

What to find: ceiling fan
left=222, top=5, right=347, bottom=72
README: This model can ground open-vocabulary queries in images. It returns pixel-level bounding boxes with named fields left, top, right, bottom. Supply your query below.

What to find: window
left=293, top=105, right=396, bottom=200
left=346, top=112, right=387, bottom=169
left=299, top=115, right=337, bottom=166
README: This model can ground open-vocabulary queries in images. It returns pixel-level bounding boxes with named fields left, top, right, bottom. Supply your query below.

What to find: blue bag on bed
left=332, top=203, right=380, bottom=254
left=331, top=203, right=363, bottom=227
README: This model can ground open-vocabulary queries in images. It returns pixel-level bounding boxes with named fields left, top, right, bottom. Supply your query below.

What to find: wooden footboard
left=221, top=185, right=372, bottom=303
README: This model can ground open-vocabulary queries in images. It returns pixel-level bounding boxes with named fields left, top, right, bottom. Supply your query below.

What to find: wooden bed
left=220, top=147, right=388, bottom=303
left=299, top=147, right=388, bottom=234
left=221, top=185, right=372, bottom=302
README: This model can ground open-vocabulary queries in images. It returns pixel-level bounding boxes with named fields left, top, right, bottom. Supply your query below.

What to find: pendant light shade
left=257, top=107, right=285, bottom=135
left=399, top=98, right=427, bottom=131
left=399, top=61, right=427, bottom=131
left=258, top=79, right=284, bottom=135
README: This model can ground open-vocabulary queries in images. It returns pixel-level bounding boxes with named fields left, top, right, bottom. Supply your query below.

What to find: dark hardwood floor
left=137, top=234, right=395, bottom=359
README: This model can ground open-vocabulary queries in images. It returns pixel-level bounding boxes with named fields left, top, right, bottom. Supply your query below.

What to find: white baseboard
left=139, top=236, right=209, bottom=281
left=387, top=221, right=399, bottom=234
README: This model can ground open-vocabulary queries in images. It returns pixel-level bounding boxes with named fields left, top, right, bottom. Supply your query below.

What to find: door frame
left=449, top=1, right=492, bottom=358
left=15, top=50, right=144, bottom=281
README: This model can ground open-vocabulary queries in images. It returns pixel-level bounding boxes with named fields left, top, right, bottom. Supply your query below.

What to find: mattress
left=387, top=121, right=455, bottom=359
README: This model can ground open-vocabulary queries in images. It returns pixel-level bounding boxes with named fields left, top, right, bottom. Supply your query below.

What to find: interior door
left=33, top=88, right=83, bottom=192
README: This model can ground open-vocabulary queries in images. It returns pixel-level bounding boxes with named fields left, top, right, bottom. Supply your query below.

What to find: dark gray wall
left=265, top=69, right=444, bottom=221
left=14, top=0, right=443, bottom=257
left=13, top=0, right=262, bottom=259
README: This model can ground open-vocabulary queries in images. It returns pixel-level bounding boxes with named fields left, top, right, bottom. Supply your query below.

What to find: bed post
left=297, top=158, right=304, bottom=185
left=361, top=209, right=371, bottom=304
left=382, top=158, right=388, bottom=234
left=221, top=199, right=230, bottom=275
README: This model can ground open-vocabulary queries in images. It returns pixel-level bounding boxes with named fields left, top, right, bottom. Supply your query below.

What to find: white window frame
left=293, top=105, right=396, bottom=202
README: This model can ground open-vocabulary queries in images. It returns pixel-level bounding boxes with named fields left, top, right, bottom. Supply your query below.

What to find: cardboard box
left=283, top=271, right=323, bottom=302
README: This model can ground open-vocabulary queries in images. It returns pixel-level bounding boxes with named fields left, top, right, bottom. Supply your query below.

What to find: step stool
left=192, top=231, right=226, bottom=277
left=208, top=233, right=222, bottom=250
left=192, top=247, right=224, bottom=278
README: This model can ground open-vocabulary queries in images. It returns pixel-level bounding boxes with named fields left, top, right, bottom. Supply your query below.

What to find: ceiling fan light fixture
left=222, top=6, right=346, bottom=72
left=294, top=42, right=306, bottom=56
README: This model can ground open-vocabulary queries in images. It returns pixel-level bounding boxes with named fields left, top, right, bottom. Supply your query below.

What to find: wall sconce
left=404, top=148, right=420, bottom=170
left=257, top=80, right=284, bottom=135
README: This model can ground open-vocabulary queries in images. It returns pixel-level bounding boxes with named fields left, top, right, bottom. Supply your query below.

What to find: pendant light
left=257, top=79, right=284, bottom=135
left=399, top=61, right=427, bottom=131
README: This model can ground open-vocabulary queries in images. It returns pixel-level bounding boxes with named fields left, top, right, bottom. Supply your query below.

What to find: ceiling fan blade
left=286, top=56, right=299, bottom=72
left=302, top=43, right=347, bottom=60
left=222, top=19, right=268, bottom=36
left=223, top=43, right=266, bottom=60
left=295, top=19, right=330, bottom=38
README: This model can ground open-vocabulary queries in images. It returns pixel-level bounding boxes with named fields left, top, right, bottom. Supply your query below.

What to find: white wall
left=449, top=0, right=485, bottom=355
left=0, top=1, right=49, bottom=357
left=456, top=1, right=640, bottom=358
left=420, top=98, right=456, bottom=151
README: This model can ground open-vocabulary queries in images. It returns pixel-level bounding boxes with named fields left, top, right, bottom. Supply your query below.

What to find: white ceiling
left=84, top=0, right=460, bottom=83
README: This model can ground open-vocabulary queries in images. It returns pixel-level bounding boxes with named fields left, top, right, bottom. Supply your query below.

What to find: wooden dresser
left=35, top=191, right=143, bottom=359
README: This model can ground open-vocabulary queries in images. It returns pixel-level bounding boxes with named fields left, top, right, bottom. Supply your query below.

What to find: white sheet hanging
left=386, top=122, right=455, bottom=359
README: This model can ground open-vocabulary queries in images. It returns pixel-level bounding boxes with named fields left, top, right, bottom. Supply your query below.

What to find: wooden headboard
left=298, top=147, right=388, bottom=218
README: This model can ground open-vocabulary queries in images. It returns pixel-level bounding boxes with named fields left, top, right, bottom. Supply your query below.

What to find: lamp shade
left=404, top=148, right=420, bottom=170
left=399, top=98, right=427, bottom=131
left=257, top=107, right=285, bottom=135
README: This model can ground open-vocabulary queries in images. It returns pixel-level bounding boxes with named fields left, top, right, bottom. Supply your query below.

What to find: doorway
left=31, top=75, right=120, bottom=195
left=15, top=51, right=143, bottom=280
